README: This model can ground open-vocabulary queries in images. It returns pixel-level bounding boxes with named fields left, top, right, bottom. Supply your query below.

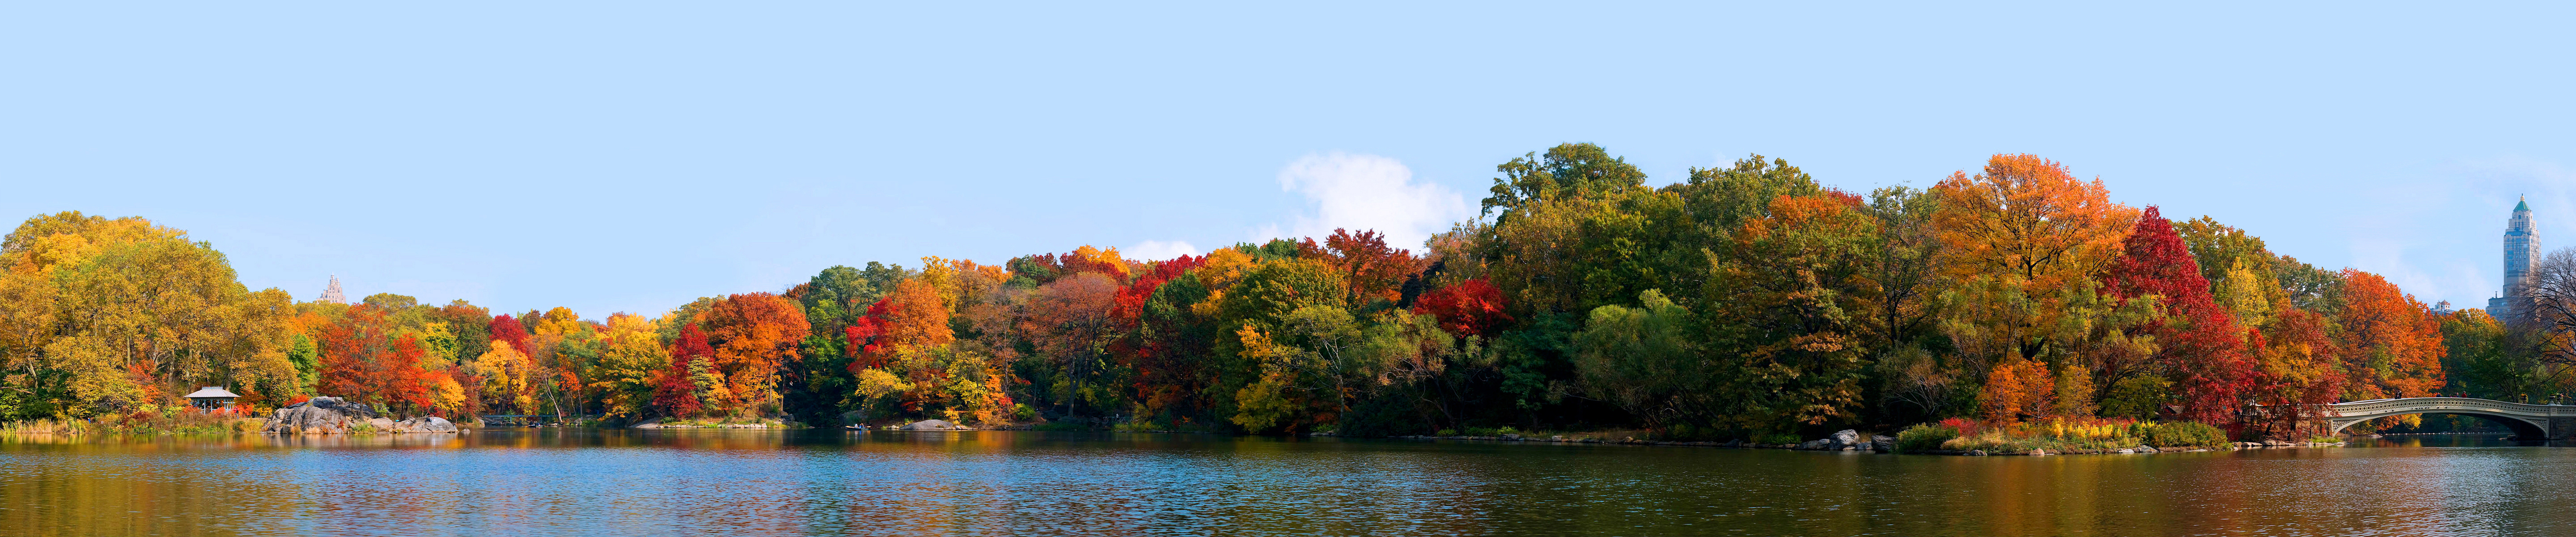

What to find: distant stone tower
left=2492, top=197, right=2539, bottom=320
left=319, top=276, right=348, bottom=305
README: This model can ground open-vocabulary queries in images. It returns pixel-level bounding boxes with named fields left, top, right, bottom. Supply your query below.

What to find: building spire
left=319, top=275, right=347, bottom=305
left=2496, top=195, right=2541, bottom=320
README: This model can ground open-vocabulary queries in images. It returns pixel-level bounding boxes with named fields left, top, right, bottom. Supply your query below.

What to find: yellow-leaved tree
left=1931, top=155, right=2139, bottom=404
left=0, top=212, right=300, bottom=418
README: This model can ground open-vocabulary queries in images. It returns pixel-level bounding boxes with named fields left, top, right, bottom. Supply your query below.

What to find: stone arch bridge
left=2324, top=397, right=2576, bottom=440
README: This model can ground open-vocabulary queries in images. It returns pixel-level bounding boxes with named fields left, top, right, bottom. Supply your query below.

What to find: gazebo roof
left=183, top=387, right=240, bottom=399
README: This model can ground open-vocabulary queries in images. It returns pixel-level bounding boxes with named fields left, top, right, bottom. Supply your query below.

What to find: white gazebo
left=183, top=387, right=240, bottom=410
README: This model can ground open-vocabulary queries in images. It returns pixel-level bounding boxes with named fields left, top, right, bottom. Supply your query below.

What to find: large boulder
left=902, top=419, right=958, bottom=430
left=391, top=416, right=458, bottom=433
left=1796, top=439, right=1833, bottom=450
left=260, top=396, right=381, bottom=434
left=1827, top=430, right=1862, bottom=451
left=1871, top=435, right=1898, bottom=453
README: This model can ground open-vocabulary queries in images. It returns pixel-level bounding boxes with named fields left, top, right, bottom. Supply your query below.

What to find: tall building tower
left=318, top=275, right=347, bottom=305
left=2493, top=197, right=2539, bottom=320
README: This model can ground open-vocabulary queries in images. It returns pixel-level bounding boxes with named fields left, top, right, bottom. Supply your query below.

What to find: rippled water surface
left=1, top=430, right=2570, bottom=536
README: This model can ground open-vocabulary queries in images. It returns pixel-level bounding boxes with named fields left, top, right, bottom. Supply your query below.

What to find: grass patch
left=1, top=406, right=262, bottom=435
left=1898, top=417, right=2233, bottom=453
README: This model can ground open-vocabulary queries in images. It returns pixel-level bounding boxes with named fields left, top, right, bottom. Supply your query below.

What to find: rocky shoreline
left=1322, top=428, right=2347, bottom=456
left=260, top=397, right=459, bottom=435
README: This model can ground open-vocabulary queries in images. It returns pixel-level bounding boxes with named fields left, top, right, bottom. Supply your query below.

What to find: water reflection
left=2, top=430, right=2572, bottom=536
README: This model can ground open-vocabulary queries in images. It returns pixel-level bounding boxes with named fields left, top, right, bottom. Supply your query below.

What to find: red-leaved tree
left=1412, top=278, right=1513, bottom=337
left=1109, top=254, right=1206, bottom=414
left=652, top=324, right=713, bottom=418
left=2104, top=206, right=2252, bottom=425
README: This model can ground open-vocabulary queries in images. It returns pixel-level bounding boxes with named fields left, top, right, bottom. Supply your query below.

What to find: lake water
left=0, top=430, right=2568, bottom=536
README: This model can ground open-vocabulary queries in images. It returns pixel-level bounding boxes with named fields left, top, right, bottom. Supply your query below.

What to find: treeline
left=3, top=145, right=2569, bottom=439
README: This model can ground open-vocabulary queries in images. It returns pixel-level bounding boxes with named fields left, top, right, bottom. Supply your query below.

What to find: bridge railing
left=2324, top=397, right=2576, bottom=420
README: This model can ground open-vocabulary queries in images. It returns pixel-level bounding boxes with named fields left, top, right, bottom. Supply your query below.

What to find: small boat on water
left=843, top=424, right=869, bottom=430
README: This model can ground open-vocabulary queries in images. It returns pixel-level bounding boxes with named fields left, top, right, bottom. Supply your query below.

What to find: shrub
left=2144, top=421, right=2226, bottom=448
left=1895, top=423, right=1959, bottom=453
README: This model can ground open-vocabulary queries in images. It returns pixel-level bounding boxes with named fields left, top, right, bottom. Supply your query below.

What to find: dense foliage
left=3, top=146, right=2566, bottom=441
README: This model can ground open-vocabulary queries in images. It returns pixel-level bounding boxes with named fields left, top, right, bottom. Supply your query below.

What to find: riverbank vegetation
left=0, top=409, right=260, bottom=435
left=1894, top=418, right=2230, bottom=453
left=3, top=145, right=2572, bottom=443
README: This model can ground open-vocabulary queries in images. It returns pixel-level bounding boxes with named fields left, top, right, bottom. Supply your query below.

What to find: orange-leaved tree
left=1979, top=356, right=2055, bottom=423
left=696, top=292, right=809, bottom=418
left=2336, top=270, right=2445, bottom=402
left=845, top=277, right=953, bottom=417
left=1932, top=154, right=2139, bottom=375
left=1306, top=229, right=1418, bottom=307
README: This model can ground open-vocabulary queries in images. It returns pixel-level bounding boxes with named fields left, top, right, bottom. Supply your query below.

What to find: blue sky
left=3, top=3, right=2568, bottom=316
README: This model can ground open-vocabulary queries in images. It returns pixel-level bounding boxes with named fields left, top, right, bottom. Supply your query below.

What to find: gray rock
left=1969, top=449, right=1987, bottom=456
left=2028, top=448, right=2048, bottom=456
left=1797, top=439, right=1832, bottom=450
left=391, top=416, right=458, bottom=433
left=366, top=418, right=396, bottom=431
left=259, top=396, right=383, bottom=434
left=2137, top=445, right=2159, bottom=453
left=2116, top=448, right=2136, bottom=454
left=902, top=419, right=958, bottom=430
left=1871, top=435, right=1897, bottom=453
left=1828, top=429, right=1861, bottom=450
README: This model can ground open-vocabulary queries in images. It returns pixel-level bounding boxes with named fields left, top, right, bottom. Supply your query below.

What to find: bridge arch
left=2323, top=397, right=2575, bottom=440
left=2327, top=410, right=2546, bottom=438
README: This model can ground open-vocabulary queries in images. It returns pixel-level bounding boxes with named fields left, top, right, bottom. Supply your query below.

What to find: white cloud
left=1267, top=152, right=1472, bottom=250
left=1123, top=239, right=1201, bottom=261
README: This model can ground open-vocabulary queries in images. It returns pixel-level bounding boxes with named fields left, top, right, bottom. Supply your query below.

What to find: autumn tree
left=1020, top=271, right=1120, bottom=417
left=585, top=313, right=670, bottom=418
left=1119, top=255, right=1223, bottom=420
left=2105, top=207, right=2253, bottom=424
left=652, top=324, right=715, bottom=418
left=1410, top=278, right=1513, bottom=337
left=0, top=212, right=299, bottom=418
left=1979, top=356, right=2054, bottom=423
left=1307, top=229, right=1417, bottom=307
left=1693, top=194, right=1879, bottom=433
left=472, top=340, right=538, bottom=415
left=2336, top=270, right=2445, bottom=401
left=694, top=293, right=809, bottom=417
left=848, top=278, right=953, bottom=370
left=1933, top=154, right=2140, bottom=375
